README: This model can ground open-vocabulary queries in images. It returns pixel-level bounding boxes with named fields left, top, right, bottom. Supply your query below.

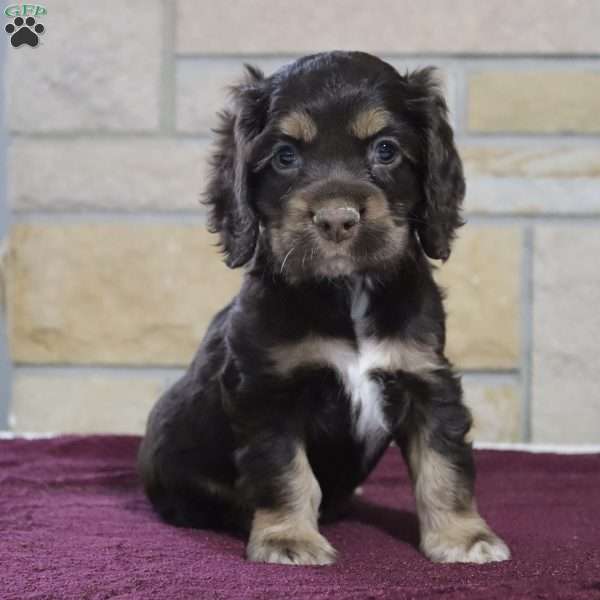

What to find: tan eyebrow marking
left=349, top=107, right=392, bottom=139
left=278, top=110, right=318, bottom=143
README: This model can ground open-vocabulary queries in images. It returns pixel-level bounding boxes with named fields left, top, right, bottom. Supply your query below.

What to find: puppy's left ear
left=407, top=68, right=465, bottom=261
left=204, top=65, right=269, bottom=268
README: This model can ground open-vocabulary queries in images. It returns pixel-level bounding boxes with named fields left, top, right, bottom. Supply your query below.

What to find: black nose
left=313, top=207, right=360, bottom=243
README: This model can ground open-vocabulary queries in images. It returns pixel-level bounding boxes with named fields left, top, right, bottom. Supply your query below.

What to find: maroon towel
left=1, top=436, right=599, bottom=600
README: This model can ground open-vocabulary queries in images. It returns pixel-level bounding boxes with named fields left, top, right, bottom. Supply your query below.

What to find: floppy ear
left=204, top=65, right=268, bottom=268
left=406, top=68, right=465, bottom=261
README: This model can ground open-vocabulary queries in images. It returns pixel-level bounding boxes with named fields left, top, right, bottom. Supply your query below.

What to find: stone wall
left=1, top=1, right=599, bottom=443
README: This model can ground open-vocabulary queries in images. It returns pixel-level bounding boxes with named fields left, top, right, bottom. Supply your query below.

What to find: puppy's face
left=206, top=52, right=465, bottom=280
left=251, top=88, right=420, bottom=280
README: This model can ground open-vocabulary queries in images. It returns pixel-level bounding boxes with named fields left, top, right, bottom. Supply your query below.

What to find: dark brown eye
left=374, top=139, right=400, bottom=165
left=273, top=144, right=300, bottom=170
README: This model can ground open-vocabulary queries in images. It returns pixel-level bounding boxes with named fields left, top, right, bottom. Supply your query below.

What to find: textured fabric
left=1, top=436, right=599, bottom=600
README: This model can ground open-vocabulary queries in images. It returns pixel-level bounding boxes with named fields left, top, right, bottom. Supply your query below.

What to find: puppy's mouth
left=272, top=218, right=408, bottom=281
left=312, top=253, right=355, bottom=277
left=269, top=180, right=409, bottom=281
left=277, top=240, right=354, bottom=278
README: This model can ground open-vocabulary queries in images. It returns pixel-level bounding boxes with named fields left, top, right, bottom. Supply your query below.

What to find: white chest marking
left=270, top=286, right=440, bottom=453
left=272, top=336, right=389, bottom=453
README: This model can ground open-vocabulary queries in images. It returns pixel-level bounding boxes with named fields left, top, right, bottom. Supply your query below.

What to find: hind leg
left=138, top=383, right=246, bottom=531
left=138, top=446, right=246, bottom=531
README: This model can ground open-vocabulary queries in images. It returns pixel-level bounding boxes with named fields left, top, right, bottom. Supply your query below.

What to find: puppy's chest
left=271, top=280, right=438, bottom=448
left=314, top=336, right=393, bottom=450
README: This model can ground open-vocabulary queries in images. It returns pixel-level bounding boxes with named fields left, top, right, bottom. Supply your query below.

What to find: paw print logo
left=5, top=16, right=44, bottom=47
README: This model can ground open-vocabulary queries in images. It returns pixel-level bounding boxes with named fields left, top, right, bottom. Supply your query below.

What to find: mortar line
left=465, top=214, right=600, bottom=225
left=11, top=363, right=518, bottom=377
left=11, top=211, right=208, bottom=223
left=456, top=132, right=600, bottom=145
left=13, top=365, right=187, bottom=375
left=10, top=131, right=212, bottom=141
left=9, top=129, right=600, bottom=144
left=10, top=211, right=600, bottom=225
left=459, top=131, right=600, bottom=141
left=0, top=32, right=11, bottom=430
left=174, top=52, right=600, bottom=61
left=460, top=372, right=520, bottom=385
left=521, top=226, right=535, bottom=442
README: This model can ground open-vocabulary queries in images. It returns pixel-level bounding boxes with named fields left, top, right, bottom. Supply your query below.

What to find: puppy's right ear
left=204, top=65, right=269, bottom=268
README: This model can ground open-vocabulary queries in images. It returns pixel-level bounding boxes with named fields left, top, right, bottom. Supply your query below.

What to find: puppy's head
left=205, top=52, right=464, bottom=280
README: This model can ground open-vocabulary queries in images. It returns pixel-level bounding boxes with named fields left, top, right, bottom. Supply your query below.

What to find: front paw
left=247, top=529, right=337, bottom=566
left=422, top=526, right=510, bottom=564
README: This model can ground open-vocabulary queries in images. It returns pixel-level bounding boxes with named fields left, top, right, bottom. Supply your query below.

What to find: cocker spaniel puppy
left=138, top=51, right=510, bottom=566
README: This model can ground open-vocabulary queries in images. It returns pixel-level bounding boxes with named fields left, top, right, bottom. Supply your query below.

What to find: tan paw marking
left=247, top=530, right=337, bottom=566
left=423, top=530, right=510, bottom=564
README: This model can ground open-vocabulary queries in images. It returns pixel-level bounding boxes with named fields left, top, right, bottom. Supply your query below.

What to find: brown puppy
left=138, top=51, right=510, bottom=566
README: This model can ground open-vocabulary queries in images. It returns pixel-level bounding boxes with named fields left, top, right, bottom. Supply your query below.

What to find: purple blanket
left=1, top=436, right=599, bottom=599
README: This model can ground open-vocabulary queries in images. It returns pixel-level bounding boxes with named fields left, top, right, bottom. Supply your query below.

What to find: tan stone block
left=176, top=0, right=600, bottom=54
left=532, top=227, right=600, bottom=443
left=463, top=379, right=522, bottom=443
left=6, top=224, right=242, bottom=365
left=6, top=224, right=521, bottom=370
left=0, top=236, right=7, bottom=311
left=9, top=139, right=210, bottom=212
left=437, top=227, right=522, bottom=370
left=11, top=372, right=164, bottom=434
left=468, top=71, right=600, bottom=133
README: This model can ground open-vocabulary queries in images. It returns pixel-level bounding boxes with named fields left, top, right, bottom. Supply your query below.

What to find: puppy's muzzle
left=313, top=206, right=361, bottom=243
